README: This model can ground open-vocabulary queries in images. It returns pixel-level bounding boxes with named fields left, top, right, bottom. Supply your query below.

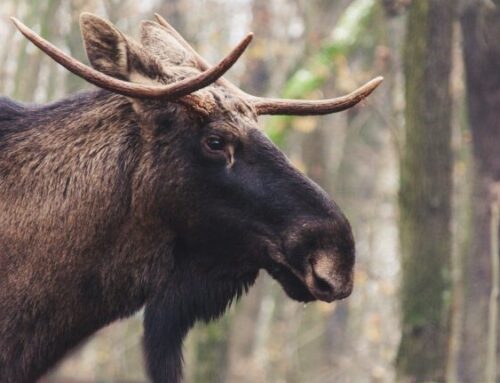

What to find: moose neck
left=0, top=90, right=175, bottom=382
left=144, top=240, right=258, bottom=383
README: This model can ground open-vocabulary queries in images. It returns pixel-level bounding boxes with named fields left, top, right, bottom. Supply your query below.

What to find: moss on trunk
left=396, top=1, right=454, bottom=381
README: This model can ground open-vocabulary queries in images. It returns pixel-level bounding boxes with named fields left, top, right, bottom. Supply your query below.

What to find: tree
left=459, top=1, right=500, bottom=381
left=396, top=1, right=454, bottom=381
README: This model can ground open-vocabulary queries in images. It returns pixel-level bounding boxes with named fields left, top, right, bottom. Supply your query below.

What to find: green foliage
left=265, top=0, right=376, bottom=147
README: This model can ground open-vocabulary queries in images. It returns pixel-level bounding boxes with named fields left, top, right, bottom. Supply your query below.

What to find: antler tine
left=252, top=76, right=384, bottom=115
left=11, top=17, right=253, bottom=100
left=154, top=13, right=249, bottom=97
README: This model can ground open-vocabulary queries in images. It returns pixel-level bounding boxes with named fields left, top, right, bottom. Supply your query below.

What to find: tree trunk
left=396, top=1, right=454, bottom=381
left=459, top=1, right=500, bottom=381
left=12, top=0, right=42, bottom=101
left=65, top=0, right=95, bottom=94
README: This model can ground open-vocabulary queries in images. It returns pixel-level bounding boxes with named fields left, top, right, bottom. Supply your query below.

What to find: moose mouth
left=266, top=262, right=316, bottom=302
left=265, top=251, right=353, bottom=303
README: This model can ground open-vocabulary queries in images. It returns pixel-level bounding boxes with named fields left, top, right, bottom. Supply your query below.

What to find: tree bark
left=459, top=1, right=500, bottom=381
left=396, top=1, right=454, bottom=381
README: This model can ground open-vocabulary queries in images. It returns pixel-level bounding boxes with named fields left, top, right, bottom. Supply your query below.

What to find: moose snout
left=304, top=249, right=354, bottom=302
left=279, top=213, right=356, bottom=302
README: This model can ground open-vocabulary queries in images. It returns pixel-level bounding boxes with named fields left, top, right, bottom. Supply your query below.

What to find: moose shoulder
left=0, top=13, right=382, bottom=383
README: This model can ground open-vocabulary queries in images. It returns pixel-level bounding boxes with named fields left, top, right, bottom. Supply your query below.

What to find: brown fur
left=0, top=15, right=355, bottom=382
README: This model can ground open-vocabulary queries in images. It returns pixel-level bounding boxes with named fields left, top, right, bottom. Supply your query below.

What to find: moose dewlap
left=0, top=12, right=381, bottom=383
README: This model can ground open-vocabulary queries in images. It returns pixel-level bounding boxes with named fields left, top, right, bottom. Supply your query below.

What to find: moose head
left=3, top=13, right=382, bottom=382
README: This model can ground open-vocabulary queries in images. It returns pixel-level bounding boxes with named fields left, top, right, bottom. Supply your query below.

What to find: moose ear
left=80, top=13, right=163, bottom=84
left=140, top=21, right=196, bottom=67
left=80, top=13, right=130, bottom=79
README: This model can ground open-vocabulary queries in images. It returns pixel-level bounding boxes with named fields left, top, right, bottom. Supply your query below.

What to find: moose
left=0, top=12, right=382, bottom=383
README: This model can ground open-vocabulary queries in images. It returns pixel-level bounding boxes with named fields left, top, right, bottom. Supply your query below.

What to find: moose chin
left=0, top=12, right=382, bottom=383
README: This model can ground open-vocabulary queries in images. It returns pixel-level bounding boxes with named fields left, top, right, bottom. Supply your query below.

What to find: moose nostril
left=314, top=274, right=334, bottom=293
left=305, top=253, right=353, bottom=302
left=309, top=259, right=335, bottom=293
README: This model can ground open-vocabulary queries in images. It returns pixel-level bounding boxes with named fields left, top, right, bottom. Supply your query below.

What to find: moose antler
left=154, top=13, right=383, bottom=115
left=250, top=77, right=384, bottom=115
left=153, top=13, right=248, bottom=98
left=10, top=17, right=253, bottom=100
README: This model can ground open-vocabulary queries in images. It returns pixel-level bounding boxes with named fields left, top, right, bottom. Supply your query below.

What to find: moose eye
left=205, top=136, right=225, bottom=152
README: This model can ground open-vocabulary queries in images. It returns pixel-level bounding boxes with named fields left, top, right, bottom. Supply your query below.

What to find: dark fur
left=0, top=16, right=355, bottom=383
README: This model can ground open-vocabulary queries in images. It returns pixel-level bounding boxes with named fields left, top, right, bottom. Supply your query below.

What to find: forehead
left=202, top=91, right=258, bottom=139
left=206, top=87, right=257, bottom=128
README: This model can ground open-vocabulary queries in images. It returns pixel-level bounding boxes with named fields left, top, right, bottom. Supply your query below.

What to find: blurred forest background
left=0, top=0, right=499, bottom=382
